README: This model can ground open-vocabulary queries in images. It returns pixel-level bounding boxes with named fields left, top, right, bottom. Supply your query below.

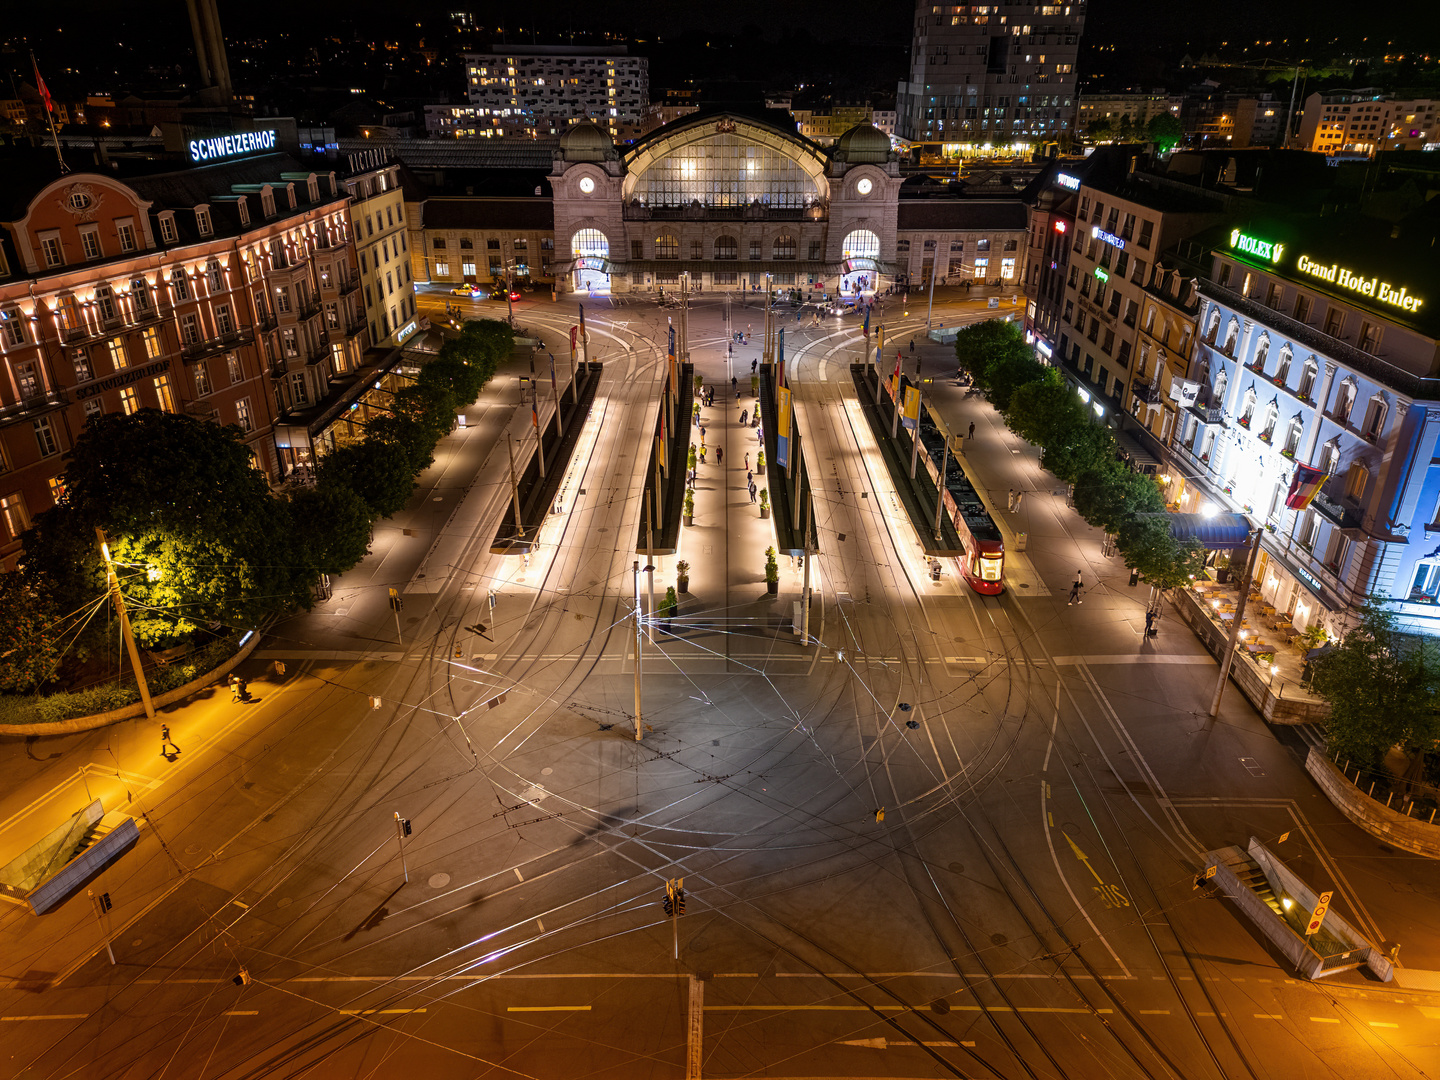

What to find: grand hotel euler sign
left=1230, top=229, right=1424, bottom=315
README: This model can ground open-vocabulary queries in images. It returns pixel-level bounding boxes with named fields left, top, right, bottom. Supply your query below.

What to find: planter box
left=677, top=577, right=689, bottom=594
left=760, top=506, right=770, bottom=519
left=766, top=580, right=779, bottom=595
left=683, top=514, right=693, bottom=526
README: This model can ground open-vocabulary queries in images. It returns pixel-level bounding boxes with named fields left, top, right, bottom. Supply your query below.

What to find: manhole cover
left=541, top=767, right=554, bottom=776
left=1020, top=583, right=1030, bottom=589
left=277, top=897, right=292, bottom=909
left=131, top=938, right=144, bottom=947
left=949, top=862, right=964, bottom=874
left=990, top=933, right=1008, bottom=947
left=428, top=873, right=451, bottom=889
left=184, top=845, right=202, bottom=856
left=432, top=496, right=443, bottom=502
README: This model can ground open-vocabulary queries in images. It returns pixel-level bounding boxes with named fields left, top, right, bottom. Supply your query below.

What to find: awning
left=1113, top=426, right=1162, bottom=471
left=1161, top=513, right=1253, bottom=550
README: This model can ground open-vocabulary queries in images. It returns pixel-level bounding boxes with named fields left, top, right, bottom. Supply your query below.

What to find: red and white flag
left=33, top=59, right=53, bottom=115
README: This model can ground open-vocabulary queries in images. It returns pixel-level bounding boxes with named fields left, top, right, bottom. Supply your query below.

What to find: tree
left=320, top=440, right=418, bottom=519
left=1087, top=116, right=1115, bottom=142
left=1147, top=113, right=1184, bottom=153
left=1072, top=463, right=1163, bottom=535
left=1116, top=516, right=1206, bottom=589
left=1311, top=600, right=1440, bottom=769
left=285, top=481, right=373, bottom=576
left=25, top=411, right=303, bottom=645
left=0, top=574, right=62, bottom=692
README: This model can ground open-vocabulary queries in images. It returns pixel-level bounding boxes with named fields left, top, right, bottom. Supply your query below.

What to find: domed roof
left=834, top=123, right=892, bottom=164
left=560, top=121, right=614, bottom=162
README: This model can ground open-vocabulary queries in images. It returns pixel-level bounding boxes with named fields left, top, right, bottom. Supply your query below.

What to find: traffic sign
left=1305, top=890, right=1333, bottom=936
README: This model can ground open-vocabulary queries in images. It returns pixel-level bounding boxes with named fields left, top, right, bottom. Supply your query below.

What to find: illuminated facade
left=895, top=0, right=1086, bottom=157
left=460, top=46, right=648, bottom=142
left=550, top=114, right=904, bottom=295
left=1177, top=222, right=1440, bottom=638
left=1296, top=91, right=1438, bottom=156
left=0, top=157, right=372, bottom=565
left=342, top=156, right=418, bottom=348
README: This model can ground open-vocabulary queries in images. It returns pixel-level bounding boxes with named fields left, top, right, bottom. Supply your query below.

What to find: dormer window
left=237, top=197, right=250, bottom=226
left=260, top=187, right=276, bottom=218
left=285, top=183, right=297, bottom=210
left=158, top=214, right=178, bottom=244
left=195, top=206, right=213, bottom=236
left=307, top=176, right=319, bottom=202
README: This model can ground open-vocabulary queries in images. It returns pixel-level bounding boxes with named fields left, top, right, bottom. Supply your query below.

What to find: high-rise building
left=459, top=46, right=648, bottom=142
left=895, top=0, right=1086, bottom=159
left=1296, top=90, right=1438, bottom=156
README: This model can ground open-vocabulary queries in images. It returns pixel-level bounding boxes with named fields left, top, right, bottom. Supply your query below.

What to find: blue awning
left=1162, top=513, right=1254, bottom=550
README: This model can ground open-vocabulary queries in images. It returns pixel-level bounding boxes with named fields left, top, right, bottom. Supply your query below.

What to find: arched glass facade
left=842, top=229, right=881, bottom=261
left=631, top=135, right=822, bottom=209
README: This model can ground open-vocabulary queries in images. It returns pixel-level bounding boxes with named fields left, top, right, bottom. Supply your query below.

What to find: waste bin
left=1016, top=532, right=1028, bottom=551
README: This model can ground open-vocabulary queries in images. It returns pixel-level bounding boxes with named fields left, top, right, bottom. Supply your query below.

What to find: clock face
left=578, top=176, right=595, bottom=194
left=856, top=178, right=873, bottom=196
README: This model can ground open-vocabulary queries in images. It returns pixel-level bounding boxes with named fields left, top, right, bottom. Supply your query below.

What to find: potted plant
left=683, top=488, right=695, bottom=526
left=764, top=545, right=779, bottom=595
left=759, top=487, right=770, bottom=519
left=756, top=449, right=766, bottom=471
left=694, top=373, right=704, bottom=395
left=676, top=560, right=690, bottom=593
left=663, top=585, right=679, bottom=619
left=1213, top=552, right=1231, bottom=584
left=687, top=444, right=697, bottom=472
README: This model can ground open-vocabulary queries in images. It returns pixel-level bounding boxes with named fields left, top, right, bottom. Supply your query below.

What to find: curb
left=0, top=630, right=262, bottom=738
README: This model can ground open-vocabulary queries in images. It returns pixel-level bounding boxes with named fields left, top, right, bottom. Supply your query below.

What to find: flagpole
left=32, top=53, right=68, bottom=174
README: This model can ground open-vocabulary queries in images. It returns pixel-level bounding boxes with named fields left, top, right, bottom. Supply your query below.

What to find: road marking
left=1369, top=1021, right=1399, bottom=1028
left=507, top=1006, right=592, bottom=1012
left=339, top=1008, right=427, bottom=1015
left=536, top=918, right=545, bottom=932
left=1051, top=654, right=1215, bottom=666
left=687, top=975, right=704, bottom=1080
left=705, top=1005, right=1112, bottom=1014
left=840, top=1038, right=974, bottom=1048
left=513, top=868, right=524, bottom=882
left=0, top=1014, right=89, bottom=1021
left=1138, top=1010, right=1170, bottom=1015
left=1310, top=1017, right=1340, bottom=1023
left=224, top=1010, right=259, bottom=1016
left=1254, top=1013, right=1284, bottom=1020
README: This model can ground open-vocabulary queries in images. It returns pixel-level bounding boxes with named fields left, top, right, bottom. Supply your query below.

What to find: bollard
left=1386, top=792, right=1394, bottom=808
left=1430, top=808, right=1436, bottom=825
left=1369, top=781, right=1376, bottom=797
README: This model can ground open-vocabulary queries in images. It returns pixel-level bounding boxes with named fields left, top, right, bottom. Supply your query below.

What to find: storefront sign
left=1056, top=172, right=1081, bottom=190
left=1091, top=225, right=1126, bottom=250
left=1094, top=267, right=1109, bottom=282
left=1229, top=229, right=1285, bottom=263
left=1296, top=565, right=1323, bottom=592
left=1295, top=255, right=1424, bottom=313
left=188, top=129, right=277, bottom=163
left=395, top=320, right=418, bottom=344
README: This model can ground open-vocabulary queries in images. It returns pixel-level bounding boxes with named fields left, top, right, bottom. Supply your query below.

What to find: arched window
left=1253, top=334, right=1270, bottom=371
left=1297, top=357, right=1318, bottom=401
left=1345, top=461, right=1369, bottom=501
left=655, top=234, right=679, bottom=260
left=1222, top=318, right=1240, bottom=357
left=1212, top=368, right=1227, bottom=406
left=1283, top=415, right=1304, bottom=456
left=1333, top=378, right=1357, bottom=422
left=1362, top=394, right=1388, bottom=442
left=1205, top=307, right=1221, bottom=343
left=1239, top=387, right=1257, bottom=427
left=714, top=236, right=738, bottom=260
left=773, top=234, right=796, bottom=260
left=842, top=229, right=881, bottom=261
left=572, top=228, right=609, bottom=261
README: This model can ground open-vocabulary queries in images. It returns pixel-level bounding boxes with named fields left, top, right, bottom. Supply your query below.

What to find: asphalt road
left=2, top=287, right=1440, bottom=1080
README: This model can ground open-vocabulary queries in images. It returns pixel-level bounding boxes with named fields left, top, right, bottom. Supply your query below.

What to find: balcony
left=0, top=388, right=68, bottom=423
left=305, top=332, right=332, bottom=365
left=297, top=297, right=324, bottom=322
left=1186, top=402, right=1227, bottom=426
left=181, top=328, right=254, bottom=362
left=342, top=314, right=367, bottom=339
left=1131, top=381, right=1164, bottom=405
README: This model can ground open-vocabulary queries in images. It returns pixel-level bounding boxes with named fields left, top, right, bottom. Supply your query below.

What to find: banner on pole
left=890, top=354, right=902, bottom=402
left=548, top=352, right=558, bottom=397
left=777, top=327, right=786, bottom=388
left=902, top=386, right=920, bottom=431
left=776, top=386, right=793, bottom=469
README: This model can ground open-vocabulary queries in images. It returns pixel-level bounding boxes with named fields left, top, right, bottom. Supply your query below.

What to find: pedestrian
left=909, top=339, right=915, bottom=354
left=752, top=358, right=758, bottom=373
left=699, top=445, right=707, bottom=464
left=747, top=469, right=753, bottom=486
left=700, top=425, right=707, bottom=444
left=160, top=724, right=179, bottom=759
left=1007, top=488, right=1015, bottom=512
left=968, top=421, right=975, bottom=439
left=740, top=410, right=749, bottom=427
left=732, top=376, right=738, bottom=393
left=749, top=481, right=758, bottom=503
left=745, top=452, right=750, bottom=470
left=1144, top=610, right=1156, bottom=636
left=1012, top=489, right=1023, bottom=512
left=688, top=468, right=695, bottom=489
left=1068, top=571, right=1084, bottom=606
left=716, top=446, right=724, bottom=465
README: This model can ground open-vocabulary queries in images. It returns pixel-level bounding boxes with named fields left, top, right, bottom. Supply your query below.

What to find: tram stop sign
left=1306, top=890, right=1333, bottom=936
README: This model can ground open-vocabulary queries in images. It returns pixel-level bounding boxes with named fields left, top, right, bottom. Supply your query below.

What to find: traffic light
left=399, top=818, right=412, bottom=837
left=98, top=892, right=112, bottom=913
left=233, top=969, right=251, bottom=986
left=663, top=895, right=674, bottom=916
left=676, top=889, right=686, bottom=916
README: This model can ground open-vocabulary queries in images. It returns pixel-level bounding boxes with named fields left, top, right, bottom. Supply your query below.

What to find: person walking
left=1007, top=489, right=1015, bottom=512
left=700, top=425, right=706, bottom=445
left=751, top=358, right=758, bottom=374
left=748, top=480, right=758, bottom=503
left=744, top=452, right=750, bottom=470
left=968, top=421, right=975, bottom=439
left=699, top=445, right=707, bottom=464
left=1012, top=490, right=1023, bottom=512
left=740, top=409, right=748, bottom=427
left=1144, top=609, right=1156, bottom=637
left=1068, top=571, right=1084, bottom=606
left=909, top=339, right=915, bottom=354
left=746, top=469, right=753, bottom=487
left=160, top=724, right=179, bottom=759
left=716, top=446, right=724, bottom=465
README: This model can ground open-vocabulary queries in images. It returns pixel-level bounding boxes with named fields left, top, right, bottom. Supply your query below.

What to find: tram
left=919, top=405, right=1005, bottom=595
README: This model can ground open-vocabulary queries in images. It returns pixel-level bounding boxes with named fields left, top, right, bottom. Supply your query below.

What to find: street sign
left=1305, top=890, right=1333, bottom=936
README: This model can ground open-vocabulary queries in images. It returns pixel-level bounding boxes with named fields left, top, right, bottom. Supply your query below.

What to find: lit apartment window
left=107, top=337, right=129, bottom=370
left=0, top=493, right=29, bottom=540
left=171, top=268, right=191, bottom=301
left=141, top=327, right=163, bottom=360
left=235, top=397, right=253, bottom=432
left=153, top=374, right=176, bottom=413
left=195, top=362, right=212, bottom=396
left=0, top=309, right=25, bottom=347
left=119, top=387, right=140, bottom=415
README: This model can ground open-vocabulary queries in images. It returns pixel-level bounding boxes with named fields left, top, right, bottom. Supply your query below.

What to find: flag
left=34, top=58, right=53, bottom=115
left=776, top=386, right=792, bottom=469
left=902, top=386, right=921, bottom=431
left=863, top=307, right=871, bottom=339
left=569, top=325, right=578, bottom=356
left=548, top=352, right=557, bottom=398
left=777, top=327, right=785, bottom=388
left=1285, top=463, right=1327, bottom=510
left=890, top=353, right=902, bottom=402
